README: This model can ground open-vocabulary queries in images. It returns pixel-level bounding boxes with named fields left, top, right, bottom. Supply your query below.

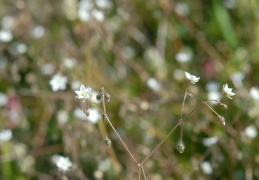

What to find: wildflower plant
left=74, top=71, right=235, bottom=179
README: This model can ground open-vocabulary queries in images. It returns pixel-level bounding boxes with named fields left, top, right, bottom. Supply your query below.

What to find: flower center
left=81, top=92, right=86, bottom=97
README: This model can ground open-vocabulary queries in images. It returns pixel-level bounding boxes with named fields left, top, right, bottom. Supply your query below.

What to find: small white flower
left=0, top=129, right=12, bottom=142
left=0, top=29, right=13, bottom=42
left=63, top=57, right=76, bottom=69
left=49, top=74, right=68, bottom=91
left=74, top=84, right=92, bottom=99
left=250, top=87, right=259, bottom=100
left=202, top=137, right=218, bottom=147
left=41, top=63, right=55, bottom=75
left=56, top=156, right=72, bottom=172
left=222, top=84, right=235, bottom=99
left=147, top=78, right=161, bottom=91
left=57, top=110, right=69, bottom=125
left=244, top=125, right=257, bottom=139
left=184, top=72, right=200, bottom=84
left=92, top=9, right=105, bottom=22
left=87, top=108, right=101, bottom=124
left=31, top=25, right=45, bottom=39
left=200, top=161, right=213, bottom=174
left=74, top=108, right=87, bottom=120
left=175, top=52, right=191, bottom=63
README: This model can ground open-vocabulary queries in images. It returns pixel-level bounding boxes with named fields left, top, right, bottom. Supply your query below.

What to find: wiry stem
left=141, top=101, right=206, bottom=165
left=101, top=88, right=138, bottom=164
left=179, top=82, right=190, bottom=144
left=141, top=164, right=147, bottom=180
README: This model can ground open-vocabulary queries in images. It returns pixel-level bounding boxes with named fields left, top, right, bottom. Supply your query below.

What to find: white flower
left=92, top=10, right=105, bottom=22
left=250, top=87, right=259, bottom=100
left=63, top=57, right=76, bottom=69
left=49, top=74, right=68, bottom=91
left=31, top=25, right=45, bottom=39
left=74, top=108, right=87, bottom=120
left=0, top=29, right=13, bottom=42
left=87, top=108, right=101, bottom=124
left=175, top=52, right=191, bottom=63
left=222, top=84, right=235, bottom=99
left=56, top=156, right=72, bottom=172
left=41, top=63, right=55, bottom=75
left=57, top=110, right=69, bottom=125
left=74, top=84, right=92, bottom=99
left=200, top=161, right=213, bottom=174
left=244, top=125, right=257, bottom=139
left=184, top=72, right=200, bottom=84
left=0, top=129, right=12, bottom=142
left=202, top=137, right=218, bottom=147
left=147, top=78, right=161, bottom=91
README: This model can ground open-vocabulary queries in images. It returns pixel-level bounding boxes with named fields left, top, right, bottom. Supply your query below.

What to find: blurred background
left=0, top=0, right=259, bottom=179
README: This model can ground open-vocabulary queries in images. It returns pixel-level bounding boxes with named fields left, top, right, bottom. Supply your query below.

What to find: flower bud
left=96, top=94, right=102, bottom=101
left=104, top=137, right=112, bottom=147
left=177, top=142, right=185, bottom=153
left=105, top=92, right=110, bottom=102
left=84, top=109, right=90, bottom=116
left=218, top=102, right=228, bottom=109
left=187, top=92, right=193, bottom=98
left=217, top=115, right=225, bottom=126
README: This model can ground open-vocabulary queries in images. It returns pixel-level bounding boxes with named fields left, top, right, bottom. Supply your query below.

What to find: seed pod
left=96, top=94, right=102, bottom=101
left=187, top=92, right=193, bottom=98
left=105, top=93, right=110, bottom=102
left=217, top=115, right=225, bottom=126
left=177, top=142, right=185, bottom=154
left=84, top=109, right=90, bottom=116
left=104, top=137, right=112, bottom=147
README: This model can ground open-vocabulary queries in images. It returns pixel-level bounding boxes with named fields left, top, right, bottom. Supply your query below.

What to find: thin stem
left=179, top=82, right=190, bottom=144
left=141, top=165, right=147, bottom=180
left=141, top=101, right=205, bottom=165
left=205, top=102, right=220, bottom=117
left=104, top=114, right=138, bottom=164
left=138, top=164, right=141, bottom=180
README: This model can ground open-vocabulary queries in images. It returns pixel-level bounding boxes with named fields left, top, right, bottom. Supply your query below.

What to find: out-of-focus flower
left=71, top=80, right=81, bottom=91
left=41, top=63, right=55, bottom=75
left=92, top=9, right=105, bottom=21
left=1, top=16, right=14, bottom=29
left=74, top=85, right=92, bottom=99
left=0, top=129, right=12, bottom=142
left=87, top=108, right=101, bottom=124
left=175, top=52, right=191, bottom=63
left=49, top=74, right=68, bottom=91
left=0, top=93, right=8, bottom=106
left=244, top=125, right=257, bottom=139
left=206, top=82, right=219, bottom=92
left=78, top=0, right=93, bottom=22
left=63, top=57, right=76, bottom=69
left=250, top=87, right=259, bottom=100
left=231, top=72, right=244, bottom=88
left=200, top=161, right=213, bottom=174
left=175, top=3, right=189, bottom=16
left=96, top=0, right=111, bottom=9
left=57, top=110, right=69, bottom=125
left=14, top=43, right=28, bottom=54
left=222, top=84, right=235, bottom=99
left=184, top=72, right=200, bottom=84
left=98, top=159, right=112, bottom=172
left=0, top=29, right=13, bottom=42
left=74, top=108, right=87, bottom=120
left=56, top=156, right=72, bottom=172
left=202, top=137, right=218, bottom=147
left=208, top=91, right=221, bottom=104
left=31, top=25, right=45, bottom=39
left=147, top=78, right=161, bottom=91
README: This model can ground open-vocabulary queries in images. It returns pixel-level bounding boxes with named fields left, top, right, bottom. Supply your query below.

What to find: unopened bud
left=177, top=142, right=185, bottom=154
left=105, top=93, right=110, bottom=102
left=217, top=115, right=225, bottom=126
left=96, top=94, right=102, bottom=101
left=218, top=102, right=228, bottom=109
left=84, top=109, right=90, bottom=116
left=187, top=92, right=193, bottom=98
left=104, top=137, right=112, bottom=147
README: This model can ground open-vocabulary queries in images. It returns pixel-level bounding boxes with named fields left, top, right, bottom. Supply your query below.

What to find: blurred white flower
left=231, top=72, right=244, bottom=88
left=1, top=16, right=14, bottom=29
left=206, top=82, right=219, bottom=92
left=184, top=72, right=200, bottom=84
left=92, top=9, right=105, bottom=21
left=57, top=110, right=69, bottom=125
left=63, top=57, right=76, bottom=69
left=56, top=156, right=72, bottom=172
left=175, top=52, right=191, bottom=63
left=208, top=91, right=221, bottom=104
left=0, top=129, right=12, bottom=142
left=147, top=78, right=161, bottom=91
left=74, top=85, right=92, bottom=99
left=71, top=80, right=81, bottom=91
left=175, top=3, right=189, bottom=17
left=200, top=161, right=213, bottom=174
left=98, top=159, right=112, bottom=172
left=244, top=125, right=257, bottom=139
left=222, top=84, right=235, bottom=99
left=14, top=43, right=28, bottom=54
left=87, top=108, right=101, bottom=124
left=41, top=63, right=55, bottom=75
left=0, top=93, right=8, bottom=106
left=202, top=137, right=218, bottom=147
left=96, top=0, right=111, bottom=9
left=250, top=87, right=259, bottom=100
left=51, top=154, right=61, bottom=164
left=74, top=108, right=87, bottom=120
left=49, top=74, right=68, bottom=91
left=32, top=25, right=45, bottom=39
left=0, top=29, right=13, bottom=42
left=78, top=0, right=93, bottom=22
